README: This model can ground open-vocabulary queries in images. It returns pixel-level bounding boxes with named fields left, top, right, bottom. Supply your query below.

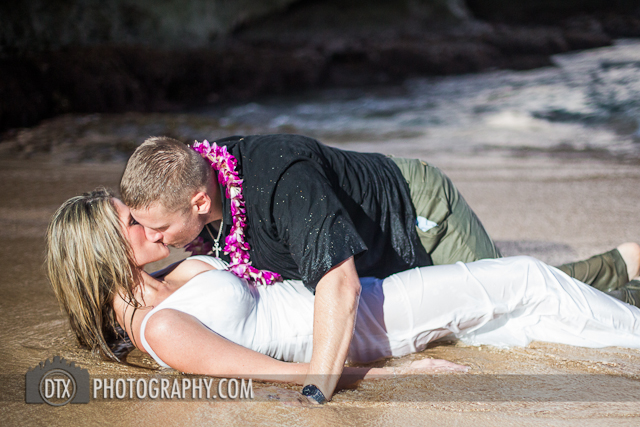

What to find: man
left=120, top=134, right=636, bottom=402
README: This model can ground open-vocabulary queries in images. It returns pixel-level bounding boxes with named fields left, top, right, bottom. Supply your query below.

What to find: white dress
left=140, top=256, right=640, bottom=368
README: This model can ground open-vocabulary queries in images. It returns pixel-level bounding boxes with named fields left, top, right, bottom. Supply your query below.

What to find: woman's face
left=113, top=198, right=170, bottom=266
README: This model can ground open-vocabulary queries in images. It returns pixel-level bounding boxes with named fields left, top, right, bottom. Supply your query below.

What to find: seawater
left=198, top=39, right=640, bottom=161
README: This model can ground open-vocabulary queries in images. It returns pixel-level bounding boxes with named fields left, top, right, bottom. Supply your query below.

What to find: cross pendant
left=212, top=241, right=222, bottom=258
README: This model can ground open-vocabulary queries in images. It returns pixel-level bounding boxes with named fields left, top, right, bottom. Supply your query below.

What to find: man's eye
left=129, top=218, right=139, bottom=226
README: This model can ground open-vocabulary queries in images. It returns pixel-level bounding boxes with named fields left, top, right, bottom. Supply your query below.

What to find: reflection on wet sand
left=1, top=153, right=640, bottom=425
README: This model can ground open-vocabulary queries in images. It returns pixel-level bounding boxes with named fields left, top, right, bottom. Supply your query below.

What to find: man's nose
left=144, top=227, right=163, bottom=243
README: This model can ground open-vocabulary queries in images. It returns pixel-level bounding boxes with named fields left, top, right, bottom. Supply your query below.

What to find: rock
left=0, top=0, right=636, bottom=134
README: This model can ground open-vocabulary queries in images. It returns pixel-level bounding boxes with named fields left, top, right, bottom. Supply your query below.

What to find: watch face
left=301, top=385, right=315, bottom=395
left=302, top=385, right=326, bottom=403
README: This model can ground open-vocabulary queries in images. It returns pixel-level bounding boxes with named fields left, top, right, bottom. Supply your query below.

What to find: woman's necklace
left=186, top=139, right=282, bottom=286
left=205, top=220, right=224, bottom=258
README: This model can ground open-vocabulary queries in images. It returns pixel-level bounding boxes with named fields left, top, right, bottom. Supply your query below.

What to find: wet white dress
left=140, top=256, right=640, bottom=368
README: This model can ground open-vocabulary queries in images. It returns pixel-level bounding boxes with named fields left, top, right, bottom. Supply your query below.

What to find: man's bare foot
left=618, top=242, right=640, bottom=281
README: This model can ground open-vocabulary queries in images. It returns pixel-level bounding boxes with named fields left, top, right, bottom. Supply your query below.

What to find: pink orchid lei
left=187, top=140, right=282, bottom=286
left=183, top=236, right=212, bottom=256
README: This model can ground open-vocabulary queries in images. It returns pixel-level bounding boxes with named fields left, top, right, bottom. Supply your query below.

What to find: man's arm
left=303, top=256, right=361, bottom=401
left=269, top=160, right=367, bottom=400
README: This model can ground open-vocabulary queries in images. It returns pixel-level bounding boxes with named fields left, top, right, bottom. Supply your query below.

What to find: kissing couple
left=47, top=134, right=640, bottom=403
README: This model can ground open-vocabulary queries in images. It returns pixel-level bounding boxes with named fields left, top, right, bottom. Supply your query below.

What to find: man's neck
left=206, top=175, right=224, bottom=223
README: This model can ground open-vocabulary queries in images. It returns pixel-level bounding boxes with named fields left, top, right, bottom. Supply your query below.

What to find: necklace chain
left=205, top=220, right=224, bottom=257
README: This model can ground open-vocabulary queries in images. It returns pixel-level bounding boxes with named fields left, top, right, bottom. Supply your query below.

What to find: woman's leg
left=382, top=256, right=640, bottom=350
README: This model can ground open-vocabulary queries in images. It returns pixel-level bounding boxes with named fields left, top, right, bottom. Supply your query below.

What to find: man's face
left=130, top=203, right=206, bottom=248
left=113, top=199, right=170, bottom=266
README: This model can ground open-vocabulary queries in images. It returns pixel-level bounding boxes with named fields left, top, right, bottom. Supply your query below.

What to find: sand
left=0, top=150, right=639, bottom=425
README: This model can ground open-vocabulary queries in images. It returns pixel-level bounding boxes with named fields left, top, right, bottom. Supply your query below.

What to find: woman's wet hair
left=108, top=324, right=135, bottom=361
left=46, top=188, right=140, bottom=362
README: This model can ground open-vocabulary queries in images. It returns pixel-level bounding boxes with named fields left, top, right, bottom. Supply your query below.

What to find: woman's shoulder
left=162, top=256, right=228, bottom=285
left=161, top=259, right=213, bottom=288
left=168, top=259, right=252, bottom=303
left=186, top=255, right=230, bottom=270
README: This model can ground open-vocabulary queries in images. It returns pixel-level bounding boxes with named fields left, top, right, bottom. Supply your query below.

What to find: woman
left=46, top=189, right=640, bottom=387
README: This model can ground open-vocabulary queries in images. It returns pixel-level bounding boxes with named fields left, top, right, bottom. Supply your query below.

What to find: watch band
left=301, top=384, right=327, bottom=404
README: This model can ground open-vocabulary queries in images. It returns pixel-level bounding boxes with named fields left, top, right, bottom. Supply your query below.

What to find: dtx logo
left=25, top=356, right=90, bottom=406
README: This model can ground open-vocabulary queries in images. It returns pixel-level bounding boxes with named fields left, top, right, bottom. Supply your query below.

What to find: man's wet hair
left=120, top=136, right=211, bottom=213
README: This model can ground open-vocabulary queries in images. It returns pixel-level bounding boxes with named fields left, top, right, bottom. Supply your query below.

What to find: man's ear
left=190, top=191, right=211, bottom=215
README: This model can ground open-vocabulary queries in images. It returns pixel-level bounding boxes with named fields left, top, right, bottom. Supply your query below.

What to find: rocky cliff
left=1, top=0, right=639, bottom=133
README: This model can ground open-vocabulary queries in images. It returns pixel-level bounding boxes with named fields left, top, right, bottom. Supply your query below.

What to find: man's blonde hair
left=120, top=136, right=211, bottom=212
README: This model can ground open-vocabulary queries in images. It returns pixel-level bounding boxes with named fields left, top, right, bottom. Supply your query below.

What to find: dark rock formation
left=1, top=0, right=639, bottom=134
left=0, top=0, right=297, bottom=54
left=465, top=0, right=639, bottom=25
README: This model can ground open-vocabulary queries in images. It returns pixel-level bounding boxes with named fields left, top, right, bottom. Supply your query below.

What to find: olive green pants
left=391, top=157, right=631, bottom=296
left=556, top=249, right=640, bottom=307
left=555, top=248, right=628, bottom=292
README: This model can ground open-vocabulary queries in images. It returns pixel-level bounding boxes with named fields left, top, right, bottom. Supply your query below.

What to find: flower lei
left=185, top=140, right=282, bottom=286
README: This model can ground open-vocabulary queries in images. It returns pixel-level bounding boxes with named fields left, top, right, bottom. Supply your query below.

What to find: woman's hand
left=342, top=358, right=468, bottom=387
left=393, top=358, right=468, bottom=375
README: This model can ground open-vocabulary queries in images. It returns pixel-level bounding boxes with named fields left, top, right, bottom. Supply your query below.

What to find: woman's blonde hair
left=46, top=188, right=140, bottom=361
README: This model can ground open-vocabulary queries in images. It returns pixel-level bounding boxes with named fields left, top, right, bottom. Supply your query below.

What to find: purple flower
left=191, top=140, right=282, bottom=286
left=184, top=236, right=213, bottom=256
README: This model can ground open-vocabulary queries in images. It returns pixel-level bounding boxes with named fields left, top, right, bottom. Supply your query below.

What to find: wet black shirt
left=200, top=134, right=431, bottom=290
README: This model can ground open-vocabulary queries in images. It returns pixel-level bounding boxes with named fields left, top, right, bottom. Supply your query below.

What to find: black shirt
left=200, top=134, right=431, bottom=290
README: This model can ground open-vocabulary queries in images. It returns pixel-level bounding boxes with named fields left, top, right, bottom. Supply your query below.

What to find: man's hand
left=304, top=256, right=361, bottom=402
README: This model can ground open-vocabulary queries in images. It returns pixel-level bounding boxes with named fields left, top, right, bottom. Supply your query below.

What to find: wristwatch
left=301, top=384, right=327, bottom=404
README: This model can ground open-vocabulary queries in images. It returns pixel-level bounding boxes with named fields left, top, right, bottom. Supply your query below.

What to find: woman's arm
left=146, top=309, right=368, bottom=385
left=144, top=309, right=467, bottom=387
left=145, top=309, right=309, bottom=383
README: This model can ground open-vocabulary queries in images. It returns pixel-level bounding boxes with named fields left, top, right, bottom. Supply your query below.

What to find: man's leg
left=391, top=157, right=501, bottom=265
left=607, top=281, right=640, bottom=308
left=556, top=248, right=628, bottom=292
left=391, top=157, right=638, bottom=305
left=557, top=243, right=640, bottom=307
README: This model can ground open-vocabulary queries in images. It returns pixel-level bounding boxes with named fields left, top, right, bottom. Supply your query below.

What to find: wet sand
left=1, top=150, right=639, bottom=426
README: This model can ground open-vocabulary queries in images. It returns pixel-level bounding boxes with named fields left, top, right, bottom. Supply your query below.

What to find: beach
left=1, top=40, right=640, bottom=425
left=1, top=152, right=639, bottom=425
